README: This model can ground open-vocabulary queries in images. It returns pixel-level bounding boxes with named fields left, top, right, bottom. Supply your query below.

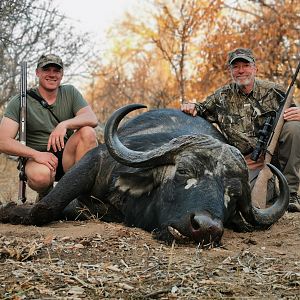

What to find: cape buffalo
left=0, top=104, right=289, bottom=246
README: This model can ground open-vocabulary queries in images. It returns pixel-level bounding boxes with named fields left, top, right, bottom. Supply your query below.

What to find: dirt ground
left=0, top=154, right=299, bottom=299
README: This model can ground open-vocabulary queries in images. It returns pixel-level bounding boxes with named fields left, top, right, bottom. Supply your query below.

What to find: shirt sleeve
left=70, top=85, right=89, bottom=114
left=274, top=83, right=296, bottom=108
left=195, top=93, right=219, bottom=124
left=4, top=95, right=20, bottom=123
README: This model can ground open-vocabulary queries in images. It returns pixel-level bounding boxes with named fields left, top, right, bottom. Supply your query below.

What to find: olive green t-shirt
left=5, top=84, right=88, bottom=151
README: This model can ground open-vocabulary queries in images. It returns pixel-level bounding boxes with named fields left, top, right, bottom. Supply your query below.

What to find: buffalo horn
left=105, top=104, right=166, bottom=167
left=241, top=163, right=289, bottom=227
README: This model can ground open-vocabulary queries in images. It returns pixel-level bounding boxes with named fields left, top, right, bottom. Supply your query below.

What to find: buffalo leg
left=33, top=148, right=104, bottom=223
left=0, top=148, right=103, bottom=225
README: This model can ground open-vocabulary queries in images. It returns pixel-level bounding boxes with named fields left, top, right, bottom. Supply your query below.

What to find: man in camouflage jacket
left=181, top=48, right=300, bottom=212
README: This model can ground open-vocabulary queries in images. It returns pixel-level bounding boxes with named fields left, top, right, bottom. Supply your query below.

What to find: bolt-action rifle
left=18, top=62, right=27, bottom=203
left=251, top=60, right=300, bottom=208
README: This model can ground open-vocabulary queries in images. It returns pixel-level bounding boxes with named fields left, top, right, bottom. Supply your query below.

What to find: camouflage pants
left=277, top=121, right=300, bottom=193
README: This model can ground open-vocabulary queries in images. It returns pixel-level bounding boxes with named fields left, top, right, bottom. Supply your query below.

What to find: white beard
left=231, top=74, right=255, bottom=92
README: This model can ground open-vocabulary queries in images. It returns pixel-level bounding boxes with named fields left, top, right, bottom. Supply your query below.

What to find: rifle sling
left=26, top=90, right=61, bottom=124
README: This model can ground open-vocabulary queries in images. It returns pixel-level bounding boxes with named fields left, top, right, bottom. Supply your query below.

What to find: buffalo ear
left=116, top=170, right=155, bottom=197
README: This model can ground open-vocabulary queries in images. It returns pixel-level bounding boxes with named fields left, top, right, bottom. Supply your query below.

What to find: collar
left=251, top=79, right=260, bottom=100
left=232, top=81, right=255, bottom=98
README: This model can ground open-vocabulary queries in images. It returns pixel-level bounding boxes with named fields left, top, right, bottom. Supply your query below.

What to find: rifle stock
left=18, top=62, right=27, bottom=203
left=251, top=61, right=300, bottom=208
left=251, top=85, right=295, bottom=208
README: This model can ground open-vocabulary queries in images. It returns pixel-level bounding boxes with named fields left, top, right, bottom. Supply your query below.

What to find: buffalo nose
left=190, top=213, right=224, bottom=246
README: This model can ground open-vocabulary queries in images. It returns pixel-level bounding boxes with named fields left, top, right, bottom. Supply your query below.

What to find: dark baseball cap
left=228, top=48, right=255, bottom=65
left=37, top=54, right=64, bottom=69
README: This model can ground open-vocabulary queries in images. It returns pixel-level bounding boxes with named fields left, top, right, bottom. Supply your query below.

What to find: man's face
left=230, top=60, right=257, bottom=88
left=36, top=64, right=63, bottom=91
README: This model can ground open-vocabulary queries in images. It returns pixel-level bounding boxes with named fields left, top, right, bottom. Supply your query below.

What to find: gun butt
left=18, top=180, right=27, bottom=203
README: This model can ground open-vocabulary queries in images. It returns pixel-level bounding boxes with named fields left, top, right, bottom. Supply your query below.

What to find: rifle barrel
left=18, top=62, right=27, bottom=203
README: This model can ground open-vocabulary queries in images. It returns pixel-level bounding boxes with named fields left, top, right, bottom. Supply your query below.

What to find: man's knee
left=77, top=126, right=98, bottom=145
left=281, top=121, right=300, bottom=140
left=26, top=164, right=54, bottom=191
left=62, top=126, right=98, bottom=171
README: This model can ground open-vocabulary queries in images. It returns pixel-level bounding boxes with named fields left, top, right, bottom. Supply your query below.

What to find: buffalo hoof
left=0, top=202, right=55, bottom=226
left=29, top=202, right=56, bottom=225
left=0, top=202, right=32, bottom=224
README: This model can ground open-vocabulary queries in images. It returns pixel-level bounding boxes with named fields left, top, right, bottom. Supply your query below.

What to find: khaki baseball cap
left=228, top=48, right=255, bottom=65
left=37, top=54, right=64, bottom=69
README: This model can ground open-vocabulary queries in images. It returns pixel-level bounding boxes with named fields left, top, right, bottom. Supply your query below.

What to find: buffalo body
left=0, top=104, right=289, bottom=246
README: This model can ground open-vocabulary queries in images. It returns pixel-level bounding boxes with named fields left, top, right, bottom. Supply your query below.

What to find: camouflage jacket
left=195, top=79, right=287, bottom=154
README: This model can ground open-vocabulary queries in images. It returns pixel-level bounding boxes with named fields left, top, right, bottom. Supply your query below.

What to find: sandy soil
left=0, top=154, right=299, bottom=299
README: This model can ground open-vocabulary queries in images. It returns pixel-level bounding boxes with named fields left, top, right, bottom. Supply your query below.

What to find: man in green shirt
left=181, top=48, right=300, bottom=213
left=0, top=54, right=98, bottom=199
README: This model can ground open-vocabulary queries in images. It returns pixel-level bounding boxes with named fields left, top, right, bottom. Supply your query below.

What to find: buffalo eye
left=177, top=168, right=189, bottom=176
left=176, top=158, right=203, bottom=178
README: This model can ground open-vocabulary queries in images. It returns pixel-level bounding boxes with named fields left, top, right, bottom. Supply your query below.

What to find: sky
left=52, top=0, right=142, bottom=86
left=54, top=0, right=140, bottom=44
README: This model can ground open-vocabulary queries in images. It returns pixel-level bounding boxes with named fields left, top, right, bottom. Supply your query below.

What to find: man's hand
left=47, top=122, right=67, bottom=152
left=244, top=153, right=265, bottom=170
left=180, top=102, right=198, bottom=117
left=283, top=107, right=300, bottom=121
left=32, top=152, right=58, bottom=171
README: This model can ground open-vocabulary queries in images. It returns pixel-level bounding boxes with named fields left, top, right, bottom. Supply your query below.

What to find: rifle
left=18, top=62, right=27, bottom=203
left=250, top=111, right=277, bottom=162
left=251, top=60, right=300, bottom=208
